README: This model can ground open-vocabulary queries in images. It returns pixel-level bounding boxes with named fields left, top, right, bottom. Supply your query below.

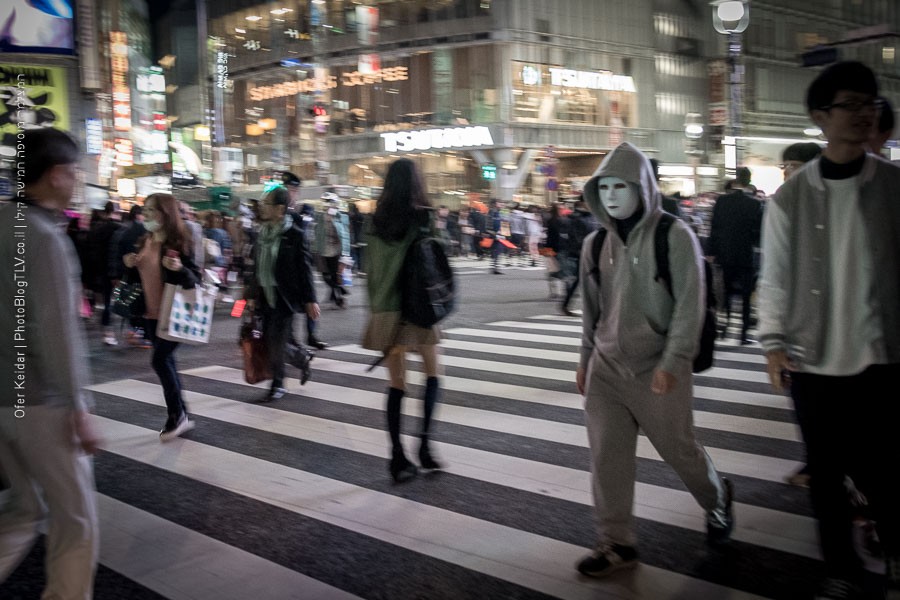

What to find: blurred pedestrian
left=758, top=61, right=900, bottom=600
left=123, top=193, right=201, bottom=441
left=362, top=158, right=444, bottom=483
left=0, top=128, right=100, bottom=599
left=245, top=187, right=319, bottom=401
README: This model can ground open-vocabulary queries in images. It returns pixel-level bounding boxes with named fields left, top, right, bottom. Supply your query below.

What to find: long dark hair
left=140, top=193, right=192, bottom=256
left=372, top=158, right=432, bottom=241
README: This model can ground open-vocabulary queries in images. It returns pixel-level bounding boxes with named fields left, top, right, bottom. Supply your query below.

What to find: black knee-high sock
left=386, top=387, right=404, bottom=452
left=422, top=376, right=439, bottom=437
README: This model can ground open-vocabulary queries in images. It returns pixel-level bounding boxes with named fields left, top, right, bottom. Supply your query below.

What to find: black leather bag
left=111, top=273, right=145, bottom=319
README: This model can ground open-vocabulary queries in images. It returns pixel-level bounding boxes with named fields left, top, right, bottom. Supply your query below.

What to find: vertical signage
left=433, top=49, right=453, bottom=125
left=85, top=118, right=102, bottom=154
left=77, top=0, right=101, bottom=89
left=110, top=32, right=131, bottom=131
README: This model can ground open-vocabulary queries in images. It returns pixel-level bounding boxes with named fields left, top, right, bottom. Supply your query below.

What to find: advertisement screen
left=0, top=1, right=75, bottom=54
left=0, top=64, right=70, bottom=157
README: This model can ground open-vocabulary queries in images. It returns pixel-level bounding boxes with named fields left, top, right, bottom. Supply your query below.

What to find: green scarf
left=257, top=214, right=292, bottom=307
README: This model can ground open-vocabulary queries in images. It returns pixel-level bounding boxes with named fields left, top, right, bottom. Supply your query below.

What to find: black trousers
left=322, top=255, right=343, bottom=305
left=791, top=363, right=900, bottom=581
left=260, top=294, right=294, bottom=391
left=721, top=264, right=755, bottom=335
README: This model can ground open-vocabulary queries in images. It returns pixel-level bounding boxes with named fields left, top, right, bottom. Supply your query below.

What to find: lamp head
left=711, top=0, right=750, bottom=34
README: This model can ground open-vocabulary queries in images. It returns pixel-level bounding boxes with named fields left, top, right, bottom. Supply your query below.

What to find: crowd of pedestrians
left=2, top=60, right=898, bottom=600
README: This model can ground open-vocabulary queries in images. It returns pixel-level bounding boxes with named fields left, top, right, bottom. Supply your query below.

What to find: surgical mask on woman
left=144, top=219, right=160, bottom=232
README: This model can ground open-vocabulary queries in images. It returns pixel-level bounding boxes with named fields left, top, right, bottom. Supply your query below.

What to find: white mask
left=144, top=219, right=160, bottom=232
left=327, top=207, right=337, bottom=216
left=598, top=176, right=639, bottom=219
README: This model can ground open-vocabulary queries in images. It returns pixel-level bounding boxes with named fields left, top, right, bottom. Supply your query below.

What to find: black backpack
left=401, top=230, right=456, bottom=328
left=590, top=213, right=716, bottom=373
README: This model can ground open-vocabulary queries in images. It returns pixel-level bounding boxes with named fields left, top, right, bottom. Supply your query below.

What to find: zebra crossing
left=9, top=313, right=825, bottom=600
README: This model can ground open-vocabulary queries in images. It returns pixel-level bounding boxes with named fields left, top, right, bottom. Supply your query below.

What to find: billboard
left=0, top=1, right=75, bottom=54
left=0, top=64, right=71, bottom=158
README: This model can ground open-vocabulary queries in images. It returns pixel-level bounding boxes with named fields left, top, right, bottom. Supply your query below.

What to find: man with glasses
left=780, top=142, right=822, bottom=181
left=246, top=186, right=319, bottom=400
left=758, top=61, right=900, bottom=600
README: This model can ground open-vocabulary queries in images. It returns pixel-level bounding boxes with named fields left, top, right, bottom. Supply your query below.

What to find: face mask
left=144, top=219, right=160, bottom=232
left=327, top=207, right=337, bottom=216
left=598, top=176, right=639, bottom=219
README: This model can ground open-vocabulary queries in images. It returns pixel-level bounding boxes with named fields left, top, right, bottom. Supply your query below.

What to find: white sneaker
left=159, top=414, right=195, bottom=442
left=103, top=335, right=118, bottom=346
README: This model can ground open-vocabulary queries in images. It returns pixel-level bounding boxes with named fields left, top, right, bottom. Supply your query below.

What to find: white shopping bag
left=156, top=283, right=215, bottom=345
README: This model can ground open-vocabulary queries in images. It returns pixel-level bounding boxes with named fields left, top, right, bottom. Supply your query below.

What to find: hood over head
left=583, top=142, right=661, bottom=230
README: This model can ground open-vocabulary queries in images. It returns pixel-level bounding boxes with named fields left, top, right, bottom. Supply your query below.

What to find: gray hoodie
left=580, top=142, right=705, bottom=377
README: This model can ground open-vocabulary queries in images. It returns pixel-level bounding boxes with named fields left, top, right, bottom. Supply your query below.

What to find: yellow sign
left=0, top=64, right=71, bottom=153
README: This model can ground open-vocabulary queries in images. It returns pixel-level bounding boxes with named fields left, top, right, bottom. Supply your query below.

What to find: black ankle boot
left=389, top=448, right=418, bottom=483
left=418, top=436, right=443, bottom=470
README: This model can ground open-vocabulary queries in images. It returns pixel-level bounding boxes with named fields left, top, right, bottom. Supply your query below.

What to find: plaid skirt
left=362, top=311, right=440, bottom=352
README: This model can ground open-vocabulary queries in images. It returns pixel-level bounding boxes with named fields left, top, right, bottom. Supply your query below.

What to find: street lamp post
left=711, top=1, right=750, bottom=178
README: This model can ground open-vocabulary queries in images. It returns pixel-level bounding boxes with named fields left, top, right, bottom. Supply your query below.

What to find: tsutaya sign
left=542, top=67, right=636, bottom=92
left=381, top=126, right=494, bottom=152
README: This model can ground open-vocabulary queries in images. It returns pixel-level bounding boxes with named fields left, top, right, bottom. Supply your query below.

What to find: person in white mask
left=574, top=142, right=733, bottom=578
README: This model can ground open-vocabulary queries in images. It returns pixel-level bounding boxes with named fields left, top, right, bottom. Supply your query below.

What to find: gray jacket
left=0, top=200, right=93, bottom=437
left=758, top=154, right=900, bottom=365
left=580, top=142, right=705, bottom=376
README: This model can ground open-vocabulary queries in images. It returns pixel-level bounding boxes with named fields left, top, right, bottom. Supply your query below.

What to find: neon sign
left=381, top=126, right=494, bottom=153
left=547, top=67, right=636, bottom=92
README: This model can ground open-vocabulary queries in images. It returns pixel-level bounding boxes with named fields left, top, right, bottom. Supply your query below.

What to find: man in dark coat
left=707, top=166, right=763, bottom=344
left=247, top=187, right=320, bottom=400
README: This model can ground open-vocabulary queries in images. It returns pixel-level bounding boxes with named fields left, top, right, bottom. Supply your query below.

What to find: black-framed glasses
left=821, top=98, right=885, bottom=113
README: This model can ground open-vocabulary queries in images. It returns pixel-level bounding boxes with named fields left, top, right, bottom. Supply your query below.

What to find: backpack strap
left=655, top=213, right=676, bottom=297
left=588, top=227, right=608, bottom=284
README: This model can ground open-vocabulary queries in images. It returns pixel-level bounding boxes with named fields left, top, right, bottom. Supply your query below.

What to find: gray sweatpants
left=584, top=358, right=724, bottom=547
left=0, top=406, right=98, bottom=600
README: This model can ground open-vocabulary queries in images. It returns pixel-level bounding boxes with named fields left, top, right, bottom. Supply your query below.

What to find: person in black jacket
left=560, top=195, right=598, bottom=315
left=247, top=187, right=320, bottom=401
left=707, top=167, right=763, bottom=344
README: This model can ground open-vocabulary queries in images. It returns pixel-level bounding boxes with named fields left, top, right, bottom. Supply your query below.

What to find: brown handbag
left=239, top=315, right=271, bottom=384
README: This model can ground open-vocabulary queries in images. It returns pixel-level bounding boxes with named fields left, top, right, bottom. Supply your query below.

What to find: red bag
left=239, top=316, right=271, bottom=384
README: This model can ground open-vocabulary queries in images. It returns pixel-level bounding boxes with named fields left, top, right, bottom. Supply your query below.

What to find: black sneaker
left=308, top=337, right=328, bottom=350
left=814, top=577, right=863, bottom=599
left=262, top=387, right=286, bottom=402
left=576, top=543, right=638, bottom=578
left=707, top=477, right=735, bottom=545
left=159, top=413, right=195, bottom=442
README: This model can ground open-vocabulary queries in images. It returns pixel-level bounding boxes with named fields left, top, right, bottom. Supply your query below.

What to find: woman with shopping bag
left=123, top=193, right=201, bottom=442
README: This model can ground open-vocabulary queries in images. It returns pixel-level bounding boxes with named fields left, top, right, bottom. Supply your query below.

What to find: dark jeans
left=491, top=239, right=506, bottom=268
left=144, top=319, right=187, bottom=419
left=791, top=363, right=900, bottom=580
left=561, top=255, right=581, bottom=310
left=261, top=294, right=293, bottom=391
left=322, top=255, right=344, bottom=305
left=100, top=278, right=113, bottom=327
left=721, top=264, right=755, bottom=335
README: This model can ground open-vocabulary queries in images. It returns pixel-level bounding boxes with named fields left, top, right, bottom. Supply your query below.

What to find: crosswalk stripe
left=170, top=366, right=803, bottom=473
left=98, top=495, right=362, bottom=600
left=326, top=344, right=780, bottom=418
left=93, top=416, right=770, bottom=600
left=446, top=327, right=769, bottom=366
left=241, top=350, right=790, bottom=425
left=93, top=383, right=819, bottom=567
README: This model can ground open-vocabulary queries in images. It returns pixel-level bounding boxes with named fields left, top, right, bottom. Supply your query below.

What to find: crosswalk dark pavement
left=2, top=313, right=835, bottom=600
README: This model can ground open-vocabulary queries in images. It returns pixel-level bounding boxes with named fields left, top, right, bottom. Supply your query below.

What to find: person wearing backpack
left=574, top=142, right=734, bottom=579
left=362, top=158, right=444, bottom=484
